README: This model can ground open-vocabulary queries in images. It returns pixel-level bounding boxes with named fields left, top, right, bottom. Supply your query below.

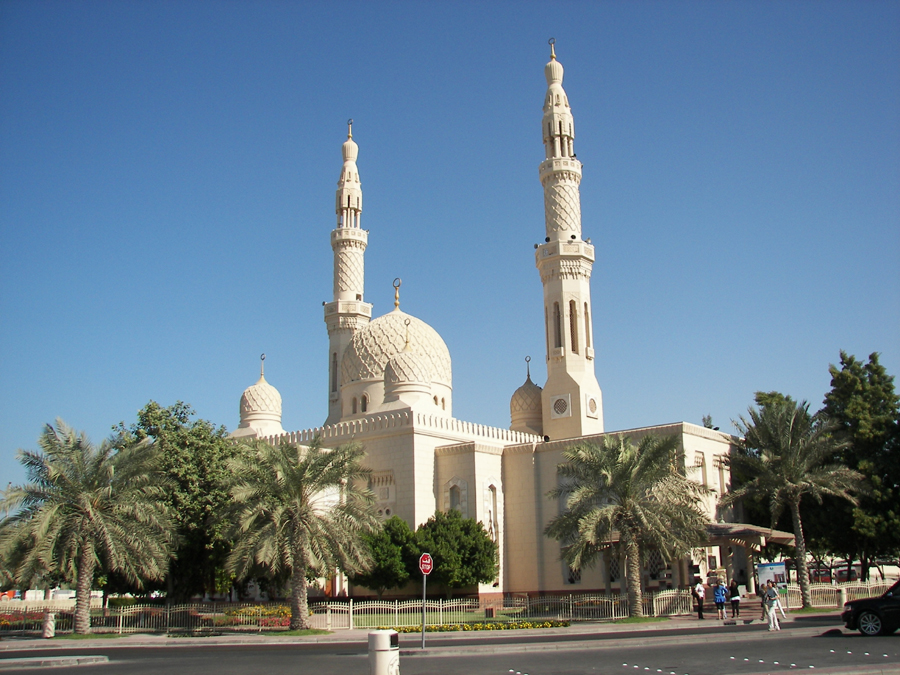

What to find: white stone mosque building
left=231, top=44, right=790, bottom=598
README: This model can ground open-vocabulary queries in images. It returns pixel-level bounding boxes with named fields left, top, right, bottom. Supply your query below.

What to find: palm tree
left=545, top=434, right=711, bottom=617
left=722, top=399, right=865, bottom=608
left=0, top=421, right=173, bottom=634
left=225, top=437, right=378, bottom=630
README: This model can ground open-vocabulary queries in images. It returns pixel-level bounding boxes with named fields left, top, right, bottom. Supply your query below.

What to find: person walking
left=714, top=579, right=728, bottom=619
left=693, top=579, right=705, bottom=620
left=764, top=580, right=781, bottom=631
left=729, top=578, right=741, bottom=618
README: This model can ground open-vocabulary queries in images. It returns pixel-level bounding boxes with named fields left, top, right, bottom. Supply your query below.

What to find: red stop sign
left=419, top=552, right=434, bottom=575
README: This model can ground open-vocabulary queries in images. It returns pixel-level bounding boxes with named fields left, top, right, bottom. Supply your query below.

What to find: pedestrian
left=764, top=580, right=781, bottom=631
left=714, top=579, right=727, bottom=619
left=693, top=578, right=705, bottom=620
left=729, top=578, right=741, bottom=618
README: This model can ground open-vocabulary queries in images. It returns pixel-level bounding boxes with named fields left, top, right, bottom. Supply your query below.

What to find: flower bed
left=385, top=620, right=569, bottom=633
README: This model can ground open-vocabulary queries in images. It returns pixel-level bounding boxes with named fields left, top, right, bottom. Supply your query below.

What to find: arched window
left=544, top=307, right=550, bottom=358
left=553, top=302, right=562, bottom=349
left=434, top=396, right=439, bottom=406
left=352, top=398, right=357, bottom=414
left=441, top=398, right=446, bottom=410
left=694, top=452, right=708, bottom=486
left=361, top=395, right=368, bottom=413
left=330, top=353, right=338, bottom=393
left=584, top=302, right=592, bottom=349
left=449, top=485, right=461, bottom=512
left=569, top=300, right=578, bottom=354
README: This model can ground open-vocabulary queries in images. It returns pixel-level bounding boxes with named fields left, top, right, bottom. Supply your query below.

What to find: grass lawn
left=269, top=628, right=332, bottom=636
left=56, top=633, right=129, bottom=640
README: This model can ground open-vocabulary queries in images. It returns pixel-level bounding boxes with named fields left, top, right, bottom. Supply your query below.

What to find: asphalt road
left=2, top=622, right=899, bottom=675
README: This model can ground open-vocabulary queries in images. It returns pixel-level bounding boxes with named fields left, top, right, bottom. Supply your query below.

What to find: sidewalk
left=0, top=610, right=841, bottom=653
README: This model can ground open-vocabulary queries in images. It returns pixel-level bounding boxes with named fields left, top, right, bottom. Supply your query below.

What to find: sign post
left=418, top=552, right=433, bottom=649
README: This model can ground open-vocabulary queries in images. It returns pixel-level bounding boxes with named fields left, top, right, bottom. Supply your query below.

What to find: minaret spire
left=324, top=122, right=373, bottom=425
left=534, top=41, right=604, bottom=439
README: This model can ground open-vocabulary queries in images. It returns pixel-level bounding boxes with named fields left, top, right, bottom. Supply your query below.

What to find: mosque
left=230, top=44, right=789, bottom=598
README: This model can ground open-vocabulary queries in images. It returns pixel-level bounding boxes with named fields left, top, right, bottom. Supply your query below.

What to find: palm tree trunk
left=788, top=498, right=811, bottom=608
left=290, top=565, right=310, bottom=630
left=74, top=550, right=95, bottom=635
left=625, top=540, right=643, bottom=617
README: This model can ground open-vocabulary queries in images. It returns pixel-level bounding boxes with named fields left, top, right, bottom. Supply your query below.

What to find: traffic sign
left=419, top=552, right=434, bottom=575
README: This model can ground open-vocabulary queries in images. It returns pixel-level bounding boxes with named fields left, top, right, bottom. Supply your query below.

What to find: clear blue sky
left=1, top=0, right=898, bottom=488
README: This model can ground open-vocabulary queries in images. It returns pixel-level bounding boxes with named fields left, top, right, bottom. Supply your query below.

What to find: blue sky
left=1, top=0, right=898, bottom=488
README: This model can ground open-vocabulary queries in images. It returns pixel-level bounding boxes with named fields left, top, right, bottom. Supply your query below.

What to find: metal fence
left=0, top=580, right=889, bottom=636
left=781, top=580, right=891, bottom=609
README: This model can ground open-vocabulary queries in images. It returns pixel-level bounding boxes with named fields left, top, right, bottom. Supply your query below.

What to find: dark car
left=842, top=580, right=900, bottom=636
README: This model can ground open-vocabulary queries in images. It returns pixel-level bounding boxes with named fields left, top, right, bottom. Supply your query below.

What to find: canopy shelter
left=706, top=522, right=796, bottom=594
left=706, top=522, right=795, bottom=550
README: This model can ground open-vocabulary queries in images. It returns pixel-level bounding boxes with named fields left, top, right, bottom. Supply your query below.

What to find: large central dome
left=341, top=308, right=452, bottom=387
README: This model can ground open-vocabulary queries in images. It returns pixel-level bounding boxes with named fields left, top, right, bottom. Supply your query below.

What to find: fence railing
left=781, top=580, right=892, bottom=609
left=0, top=580, right=890, bottom=636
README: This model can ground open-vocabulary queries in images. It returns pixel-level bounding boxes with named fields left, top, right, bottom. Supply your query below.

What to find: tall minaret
left=324, top=120, right=372, bottom=425
left=535, top=40, right=604, bottom=439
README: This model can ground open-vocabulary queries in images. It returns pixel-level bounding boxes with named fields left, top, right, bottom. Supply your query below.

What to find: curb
left=0, top=656, right=108, bottom=670
left=400, top=624, right=829, bottom=657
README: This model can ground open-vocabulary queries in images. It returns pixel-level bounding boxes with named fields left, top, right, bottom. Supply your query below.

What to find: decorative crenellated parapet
left=256, top=411, right=541, bottom=449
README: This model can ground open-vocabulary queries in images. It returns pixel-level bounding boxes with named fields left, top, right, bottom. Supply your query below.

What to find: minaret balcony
left=539, top=158, right=582, bottom=180
left=324, top=300, right=372, bottom=320
left=535, top=241, right=595, bottom=263
left=332, top=227, right=368, bottom=244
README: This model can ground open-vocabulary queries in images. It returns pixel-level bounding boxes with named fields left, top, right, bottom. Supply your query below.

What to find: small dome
left=342, top=135, right=358, bottom=163
left=232, top=357, right=286, bottom=440
left=240, top=373, right=282, bottom=420
left=545, top=57, right=564, bottom=85
left=511, top=374, right=542, bottom=416
left=341, top=309, right=452, bottom=388
left=510, top=368, right=543, bottom=436
left=385, top=350, right=431, bottom=385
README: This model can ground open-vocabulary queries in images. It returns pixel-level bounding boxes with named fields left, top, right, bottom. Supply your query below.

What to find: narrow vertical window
left=449, top=485, right=461, bottom=512
left=330, top=353, right=338, bottom=393
left=569, top=300, right=579, bottom=354
left=361, top=395, right=368, bottom=413
left=544, top=307, right=551, bottom=358
left=489, top=485, right=499, bottom=543
left=584, top=302, right=592, bottom=349
left=352, top=398, right=357, bottom=414
left=553, top=302, right=562, bottom=348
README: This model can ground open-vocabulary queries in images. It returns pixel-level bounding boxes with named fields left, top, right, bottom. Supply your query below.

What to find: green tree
left=115, top=401, right=237, bottom=601
left=817, top=351, right=900, bottom=577
left=414, top=509, right=497, bottom=596
left=722, top=399, right=865, bottom=607
left=348, top=516, right=419, bottom=598
left=545, top=435, right=710, bottom=617
left=225, top=438, right=378, bottom=629
left=0, top=421, right=173, bottom=633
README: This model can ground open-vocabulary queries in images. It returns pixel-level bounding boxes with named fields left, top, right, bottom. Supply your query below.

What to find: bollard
left=42, top=611, right=56, bottom=638
left=368, top=629, right=400, bottom=675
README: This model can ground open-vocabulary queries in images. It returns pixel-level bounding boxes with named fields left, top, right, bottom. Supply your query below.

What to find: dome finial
left=260, top=353, right=266, bottom=378
left=347, top=118, right=353, bottom=139
left=404, top=318, right=411, bottom=351
left=393, top=277, right=402, bottom=309
left=525, top=355, right=532, bottom=380
left=548, top=37, right=556, bottom=60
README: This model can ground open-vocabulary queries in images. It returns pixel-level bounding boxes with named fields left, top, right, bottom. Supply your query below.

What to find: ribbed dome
left=342, top=135, right=358, bottom=163
left=545, top=57, right=564, bottom=85
left=385, top=350, right=431, bottom=385
left=341, top=309, right=451, bottom=387
left=240, top=374, right=282, bottom=419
